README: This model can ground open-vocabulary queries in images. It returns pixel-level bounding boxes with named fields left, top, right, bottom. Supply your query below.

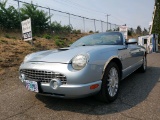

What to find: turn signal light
left=90, top=84, right=99, bottom=90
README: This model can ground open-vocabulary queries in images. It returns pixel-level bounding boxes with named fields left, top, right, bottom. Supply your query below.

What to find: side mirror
left=126, top=39, right=138, bottom=45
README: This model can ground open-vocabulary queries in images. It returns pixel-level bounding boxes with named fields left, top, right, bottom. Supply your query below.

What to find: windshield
left=70, top=32, right=123, bottom=47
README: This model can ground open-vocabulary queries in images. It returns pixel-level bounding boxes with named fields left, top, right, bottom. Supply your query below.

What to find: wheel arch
left=102, top=57, right=123, bottom=80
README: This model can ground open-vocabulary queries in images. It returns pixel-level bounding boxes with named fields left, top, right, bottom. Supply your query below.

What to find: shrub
left=4, top=34, right=10, bottom=38
left=43, top=34, right=51, bottom=40
left=53, top=35, right=60, bottom=39
left=51, top=22, right=72, bottom=34
left=77, top=30, right=81, bottom=34
left=89, top=30, right=93, bottom=33
left=72, top=29, right=81, bottom=34
left=55, top=39, right=66, bottom=48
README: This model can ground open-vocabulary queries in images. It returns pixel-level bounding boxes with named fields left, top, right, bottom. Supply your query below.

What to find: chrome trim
left=101, top=56, right=119, bottom=79
left=20, top=69, right=67, bottom=84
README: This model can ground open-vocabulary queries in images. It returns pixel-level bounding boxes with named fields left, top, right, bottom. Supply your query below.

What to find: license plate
left=25, top=80, right=39, bottom=93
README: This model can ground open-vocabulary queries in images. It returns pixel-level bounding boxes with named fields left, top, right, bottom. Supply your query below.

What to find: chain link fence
left=6, top=0, right=122, bottom=33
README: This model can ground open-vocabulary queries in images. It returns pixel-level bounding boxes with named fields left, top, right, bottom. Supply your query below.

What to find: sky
left=8, top=0, right=155, bottom=31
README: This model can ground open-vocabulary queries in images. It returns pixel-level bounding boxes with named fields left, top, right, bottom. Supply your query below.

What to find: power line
left=52, top=0, right=135, bottom=28
left=12, top=0, right=136, bottom=31
left=21, top=0, right=132, bottom=28
left=53, top=0, right=107, bottom=15
left=16, top=0, right=135, bottom=29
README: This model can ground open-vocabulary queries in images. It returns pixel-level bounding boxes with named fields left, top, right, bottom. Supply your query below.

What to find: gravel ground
left=0, top=53, right=160, bottom=120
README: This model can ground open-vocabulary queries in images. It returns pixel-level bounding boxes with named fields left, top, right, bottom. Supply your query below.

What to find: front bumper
left=19, top=62, right=103, bottom=98
left=20, top=79, right=101, bottom=98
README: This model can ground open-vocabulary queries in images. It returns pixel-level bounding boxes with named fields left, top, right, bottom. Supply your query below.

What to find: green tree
left=128, top=29, right=132, bottom=36
left=20, top=3, right=50, bottom=34
left=0, top=0, right=20, bottom=31
left=128, top=28, right=135, bottom=36
left=51, top=21, right=72, bottom=34
left=142, top=28, right=148, bottom=35
left=130, top=28, right=134, bottom=34
left=152, top=0, right=160, bottom=43
left=136, top=26, right=142, bottom=35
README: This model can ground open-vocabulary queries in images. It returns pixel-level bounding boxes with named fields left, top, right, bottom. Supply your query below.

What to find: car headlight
left=72, top=54, right=88, bottom=70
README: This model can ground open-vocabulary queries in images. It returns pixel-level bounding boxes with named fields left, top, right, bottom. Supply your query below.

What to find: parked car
left=19, top=32, right=147, bottom=103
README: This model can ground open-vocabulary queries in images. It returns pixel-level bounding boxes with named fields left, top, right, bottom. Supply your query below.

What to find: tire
left=97, top=62, right=120, bottom=103
left=139, top=56, right=147, bottom=73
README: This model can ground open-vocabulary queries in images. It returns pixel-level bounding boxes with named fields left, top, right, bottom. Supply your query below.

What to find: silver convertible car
left=19, top=32, right=147, bottom=103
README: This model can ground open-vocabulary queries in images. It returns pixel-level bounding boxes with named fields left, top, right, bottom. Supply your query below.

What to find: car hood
left=28, top=45, right=118, bottom=63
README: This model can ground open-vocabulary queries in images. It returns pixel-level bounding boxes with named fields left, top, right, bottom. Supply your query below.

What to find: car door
left=128, top=44, right=143, bottom=64
left=117, top=44, right=143, bottom=79
left=117, top=45, right=133, bottom=79
left=127, top=44, right=141, bottom=64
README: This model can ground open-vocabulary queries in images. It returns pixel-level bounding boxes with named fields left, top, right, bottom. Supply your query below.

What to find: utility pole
left=94, top=19, right=96, bottom=32
left=17, top=0, right=23, bottom=40
left=83, top=17, right=85, bottom=33
left=68, top=13, right=71, bottom=27
left=115, top=24, right=116, bottom=31
left=48, top=8, right=52, bottom=34
left=101, top=20, right=103, bottom=32
left=106, top=14, right=110, bottom=31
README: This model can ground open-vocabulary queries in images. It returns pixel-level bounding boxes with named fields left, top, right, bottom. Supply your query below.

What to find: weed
left=53, top=35, right=60, bottom=39
left=55, top=39, right=66, bottom=48
left=11, top=37, right=16, bottom=40
left=72, top=29, right=81, bottom=34
left=43, top=34, right=52, bottom=40
left=77, top=30, right=81, bottom=34
left=4, top=34, right=10, bottom=39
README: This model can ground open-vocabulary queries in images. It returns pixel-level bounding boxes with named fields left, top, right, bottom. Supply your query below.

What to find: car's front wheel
left=97, top=62, right=120, bottom=103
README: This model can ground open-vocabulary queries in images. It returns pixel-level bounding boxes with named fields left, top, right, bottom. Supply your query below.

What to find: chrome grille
left=20, top=69, right=67, bottom=84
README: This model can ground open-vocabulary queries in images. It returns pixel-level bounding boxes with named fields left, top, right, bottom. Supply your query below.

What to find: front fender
left=87, top=50, right=120, bottom=79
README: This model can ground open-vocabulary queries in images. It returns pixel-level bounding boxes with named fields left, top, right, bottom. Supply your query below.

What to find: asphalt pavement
left=0, top=53, right=160, bottom=120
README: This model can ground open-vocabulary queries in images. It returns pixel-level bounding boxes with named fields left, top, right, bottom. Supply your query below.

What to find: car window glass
left=70, top=32, right=123, bottom=47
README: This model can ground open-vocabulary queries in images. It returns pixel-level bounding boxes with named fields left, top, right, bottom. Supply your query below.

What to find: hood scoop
left=58, top=47, right=70, bottom=51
